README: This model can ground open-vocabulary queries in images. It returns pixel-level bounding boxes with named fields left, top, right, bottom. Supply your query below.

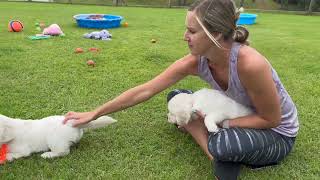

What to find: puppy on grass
left=167, top=88, right=252, bottom=133
left=0, top=114, right=116, bottom=162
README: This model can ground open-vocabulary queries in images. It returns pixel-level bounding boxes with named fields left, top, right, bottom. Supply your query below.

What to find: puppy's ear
left=167, top=113, right=176, bottom=124
left=0, top=124, right=14, bottom=143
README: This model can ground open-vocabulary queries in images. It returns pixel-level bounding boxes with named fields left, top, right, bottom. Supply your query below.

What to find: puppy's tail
left=79, top=116, right=117, bottom=131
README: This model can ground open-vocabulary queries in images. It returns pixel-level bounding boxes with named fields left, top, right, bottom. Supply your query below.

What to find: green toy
left=28, top=35, right=51, bottom=40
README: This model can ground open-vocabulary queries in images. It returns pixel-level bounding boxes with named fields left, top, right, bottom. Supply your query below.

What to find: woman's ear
left=215, top=33, right=223, bottom=41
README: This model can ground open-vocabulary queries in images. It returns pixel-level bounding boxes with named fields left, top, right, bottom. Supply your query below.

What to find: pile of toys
left=6, top=18, right=132, bottom=68
left=29, top=23, right=65, bottom=40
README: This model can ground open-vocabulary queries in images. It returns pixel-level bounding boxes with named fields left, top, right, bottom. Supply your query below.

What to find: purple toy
left=83, top=30, right=112, bottom=40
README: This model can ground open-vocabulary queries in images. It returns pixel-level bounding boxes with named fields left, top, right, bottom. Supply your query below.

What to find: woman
left=64, top=0, right=299, bottom=179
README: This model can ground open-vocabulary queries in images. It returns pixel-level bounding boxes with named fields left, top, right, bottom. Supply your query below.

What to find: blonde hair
left=189, top=0, right=249, bottom=45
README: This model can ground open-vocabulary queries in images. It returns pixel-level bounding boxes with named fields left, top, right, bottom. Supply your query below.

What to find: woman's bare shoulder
left=175, top=54, right=199, bottom=76
left=237, top=45, right=270, bottom=75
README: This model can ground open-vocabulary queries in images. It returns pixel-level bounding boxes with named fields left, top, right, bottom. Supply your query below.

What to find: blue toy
left=83, top=30, right=112, bottom=40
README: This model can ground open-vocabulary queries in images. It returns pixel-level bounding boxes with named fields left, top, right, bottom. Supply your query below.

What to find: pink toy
left=43, top=24, right=63, bottom=36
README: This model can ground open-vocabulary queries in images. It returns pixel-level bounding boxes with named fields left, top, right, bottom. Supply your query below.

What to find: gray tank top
left=197, top=42, right=299, bottom=137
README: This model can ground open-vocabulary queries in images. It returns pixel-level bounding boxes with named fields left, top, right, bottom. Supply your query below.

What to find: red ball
left=8, top=20, right=24, bottom=32
left=87, top=60, right=96, bottom=67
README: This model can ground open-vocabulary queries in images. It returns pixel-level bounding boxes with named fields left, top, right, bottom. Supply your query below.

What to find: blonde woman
left=64, top=0, right=299, bottom=179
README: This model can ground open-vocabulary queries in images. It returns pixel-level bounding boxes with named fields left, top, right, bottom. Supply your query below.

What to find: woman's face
left=184, top=11, right=213, bottom=56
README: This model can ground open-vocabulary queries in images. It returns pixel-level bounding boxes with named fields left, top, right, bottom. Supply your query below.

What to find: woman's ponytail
left=233, top=26, right=249, bottom=44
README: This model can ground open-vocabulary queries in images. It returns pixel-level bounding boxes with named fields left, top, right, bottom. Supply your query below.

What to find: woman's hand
left=191, top=110, right=205, bottom=120
left=63, top=111, right=97, bottom=127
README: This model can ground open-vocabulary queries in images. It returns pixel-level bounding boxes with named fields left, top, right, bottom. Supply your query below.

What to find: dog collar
left=0, top=144, right=8, bottom=165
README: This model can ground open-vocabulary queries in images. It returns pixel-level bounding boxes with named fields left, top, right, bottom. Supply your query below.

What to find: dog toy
left=75, top=47, right=84, bottom=53
left=83, top=30, right=112, bottom=41
left=0, top=144, right=8, bottom=165
left=35, top=22, right=46, bottom=31
left=28, top=34, right=51, bottom=40
left=39, top=22, right=46, bottom=29
left=8, top=20, right=24, bottom=32
left=88, top=47, right=100, bottom=52
left=43, top=24, right=64, bottom=36
left=122, top=22, right=128, bottom=27
left=87, top=60, right=96, bottom=67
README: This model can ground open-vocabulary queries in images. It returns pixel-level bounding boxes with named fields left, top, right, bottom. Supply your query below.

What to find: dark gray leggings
left=208, top=127, right=295, bottom=180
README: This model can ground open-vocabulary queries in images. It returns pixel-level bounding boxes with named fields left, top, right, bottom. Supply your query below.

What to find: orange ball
left=88, top=47, right=100, bottom=52
left=87, top=60, right=96, bottom=67
left=8, top=20, right=24, bottom=32
left=123, top=22, right=128, bottom=27
left=75, top=47, right=84, bottom=53
left=39, top=22, right=46, bottom=29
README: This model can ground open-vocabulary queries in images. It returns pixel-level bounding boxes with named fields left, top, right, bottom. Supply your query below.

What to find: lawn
left=0, top=2, right=320, bottom=179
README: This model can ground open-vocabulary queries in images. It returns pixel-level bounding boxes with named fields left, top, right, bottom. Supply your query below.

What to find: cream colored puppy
left=0, top=114, right=116, bottom=161
left=168, top=88, right=252, bottom=133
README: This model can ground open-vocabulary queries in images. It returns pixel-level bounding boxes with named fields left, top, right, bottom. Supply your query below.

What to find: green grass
left=0, top=2, right=320, bottom=179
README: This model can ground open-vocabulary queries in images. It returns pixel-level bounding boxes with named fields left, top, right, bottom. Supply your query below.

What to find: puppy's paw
left=41, top=151, right=70, bottom=159
left=205, top=123, right=219, bottom=133
left=6, top=152, right=27, bottom=162
left=207, top=127, right=219, bottom=133
left=6, top=153, right=15, bottom=162
left=41, top=152, right=55, bottom=159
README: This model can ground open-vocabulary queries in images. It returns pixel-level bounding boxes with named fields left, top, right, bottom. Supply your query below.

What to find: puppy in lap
left=167, top=88, right=252, bottom=133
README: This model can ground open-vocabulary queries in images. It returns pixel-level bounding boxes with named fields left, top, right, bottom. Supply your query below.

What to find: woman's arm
left=228, top=46, right=281, bottom=129
left=64, top=54, right=199, bottom=126
left=92, top=54, right=198, bottom=117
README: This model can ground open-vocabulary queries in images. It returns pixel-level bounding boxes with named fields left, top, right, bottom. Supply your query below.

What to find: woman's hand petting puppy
left=63, top=111, right=96, bottom=127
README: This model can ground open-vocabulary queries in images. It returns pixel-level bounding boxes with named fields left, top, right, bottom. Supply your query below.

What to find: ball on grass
left=87, top=60, right=96, bottom=67
left=8, top=20, right=24, bottom=32
left=75, top=47, right=84, bottom=53
left=88, top=47, right=100, bottom=52
left=122, top=22, right=129, bottom=27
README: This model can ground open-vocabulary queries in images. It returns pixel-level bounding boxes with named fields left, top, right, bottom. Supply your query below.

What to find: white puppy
left=168, top=88, right=252, bottom=133
left=0, top=114, right=116, bottom=161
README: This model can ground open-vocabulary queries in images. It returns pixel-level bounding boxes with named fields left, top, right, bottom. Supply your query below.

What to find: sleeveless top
left=197, top=42, right=299, bottom=137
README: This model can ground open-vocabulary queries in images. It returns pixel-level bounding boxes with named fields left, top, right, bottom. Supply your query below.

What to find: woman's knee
left=208, top=129, right=240, bottom=161
left=208, top=131, right=223, bottom=159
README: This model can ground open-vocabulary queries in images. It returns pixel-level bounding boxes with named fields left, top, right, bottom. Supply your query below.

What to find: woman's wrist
left=91, top=110, right=100, bottom=120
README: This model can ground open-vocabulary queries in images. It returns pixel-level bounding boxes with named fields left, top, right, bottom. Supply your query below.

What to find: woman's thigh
left=208, top=127, right=295, bottom=166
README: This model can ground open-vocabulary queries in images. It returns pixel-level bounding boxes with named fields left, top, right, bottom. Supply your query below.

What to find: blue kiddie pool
left=73, top=14, right=123, bottom=29
left=237, top=13, right=257, bottom=25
